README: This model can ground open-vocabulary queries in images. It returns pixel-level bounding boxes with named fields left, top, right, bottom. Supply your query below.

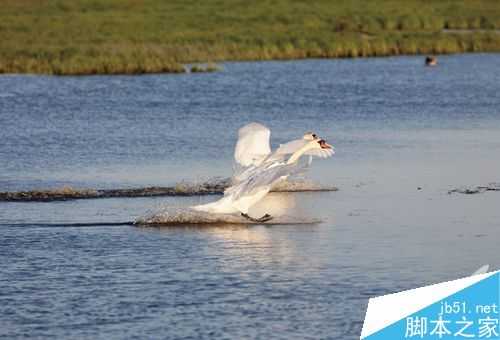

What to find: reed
left=1, top=0, right=499, bottom=75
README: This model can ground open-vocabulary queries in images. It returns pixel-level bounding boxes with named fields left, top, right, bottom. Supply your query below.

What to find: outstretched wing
left=274, top=139, right=335, bottom=159
left=305, top=147, right=335, bottom=158
left=274, top=139, right=308, bottom=157
left=226, top=162, right=297, bottom=200
left=234, top=122, right=271, bottom=167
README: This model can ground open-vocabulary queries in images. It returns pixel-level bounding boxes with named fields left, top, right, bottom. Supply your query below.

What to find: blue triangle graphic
left=365, top=273, right=500, bottom=340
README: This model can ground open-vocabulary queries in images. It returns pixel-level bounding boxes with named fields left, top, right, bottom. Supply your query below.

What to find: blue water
left=1, top=54, right=500, bottom=339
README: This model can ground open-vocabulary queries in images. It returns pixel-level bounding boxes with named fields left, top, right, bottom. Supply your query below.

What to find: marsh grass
left=1, top=0, right=500, bottom=75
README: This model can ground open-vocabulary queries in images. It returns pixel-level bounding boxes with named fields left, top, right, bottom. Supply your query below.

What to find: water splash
left=135, top=206, right=321, bottom=226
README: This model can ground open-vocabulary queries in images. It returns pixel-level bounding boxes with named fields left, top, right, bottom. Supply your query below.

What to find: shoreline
left=2, top=42, right=500, bottom=76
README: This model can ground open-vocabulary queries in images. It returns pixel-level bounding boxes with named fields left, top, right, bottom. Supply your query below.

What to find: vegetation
left=1, top=0, right=500, bottom=75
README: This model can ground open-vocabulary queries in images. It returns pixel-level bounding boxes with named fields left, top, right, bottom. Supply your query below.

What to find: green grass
left=1, top=0, right=500, bottom=75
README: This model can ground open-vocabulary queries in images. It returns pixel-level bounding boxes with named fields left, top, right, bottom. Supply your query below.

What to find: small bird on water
left=425, top=56, right=437, bottom=66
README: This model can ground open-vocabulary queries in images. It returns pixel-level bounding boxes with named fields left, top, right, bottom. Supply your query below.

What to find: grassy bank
left=1, top=0, right=500, bottom=75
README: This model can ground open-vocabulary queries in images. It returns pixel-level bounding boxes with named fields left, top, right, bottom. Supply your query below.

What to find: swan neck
left=287, top=143, right=312, bottom=164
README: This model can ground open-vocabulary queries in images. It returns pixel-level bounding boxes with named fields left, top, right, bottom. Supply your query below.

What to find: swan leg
left=241, top=213, right=273, bottom=223
left=259, top=213, right=273, bottom=222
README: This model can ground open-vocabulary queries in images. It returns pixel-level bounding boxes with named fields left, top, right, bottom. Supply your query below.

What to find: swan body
left=193, top=131, right=333, bottom=219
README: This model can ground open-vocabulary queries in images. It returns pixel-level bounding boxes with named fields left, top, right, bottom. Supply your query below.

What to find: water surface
left=1, top=54, right=500, bottom=339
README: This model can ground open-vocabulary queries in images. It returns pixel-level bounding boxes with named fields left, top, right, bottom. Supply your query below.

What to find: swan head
left=317, top=139, right=333, bottom=149
left=303, top=132, right=318, bottom=141
left=304, top=138, right=333, bottom=151
left=287, top=137, right=334, bottom=164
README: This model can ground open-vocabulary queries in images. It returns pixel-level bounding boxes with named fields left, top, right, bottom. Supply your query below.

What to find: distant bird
left=425, top=56, right=437, bottom=66
left=192, top=123, right=334, bottom=222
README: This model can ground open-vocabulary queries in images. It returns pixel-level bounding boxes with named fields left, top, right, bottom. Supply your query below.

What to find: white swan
left=193, top=134, right=333, bottom=222
left=232, top=122, right=334, bottom=184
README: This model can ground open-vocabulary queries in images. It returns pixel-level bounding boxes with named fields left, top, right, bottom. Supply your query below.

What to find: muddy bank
left=0, top=179, right=338, bottom=202
left=448, top=183, right=500, bottom=195
left=0, top=181, right=229, bottom=202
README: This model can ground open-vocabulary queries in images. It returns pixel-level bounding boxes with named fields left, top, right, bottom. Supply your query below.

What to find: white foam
left=135, top=206, right=321, bottom=226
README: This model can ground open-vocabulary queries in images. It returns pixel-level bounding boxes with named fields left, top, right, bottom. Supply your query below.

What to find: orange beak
left=318, top=139, right=333, bottom=149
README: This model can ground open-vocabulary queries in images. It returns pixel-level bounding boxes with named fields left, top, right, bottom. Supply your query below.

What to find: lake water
left=1, top=54, right=499, bottom=339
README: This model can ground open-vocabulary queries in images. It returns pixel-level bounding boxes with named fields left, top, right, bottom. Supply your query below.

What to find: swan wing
left=275, top=139, right=335, bottom=159
left=227, top=161, right=303, bottom=200
left=275, top=139, right=308, bottom=156
left=304, top=147, right=335, bottom=158
left=234, top=122, right=271, bottom=167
